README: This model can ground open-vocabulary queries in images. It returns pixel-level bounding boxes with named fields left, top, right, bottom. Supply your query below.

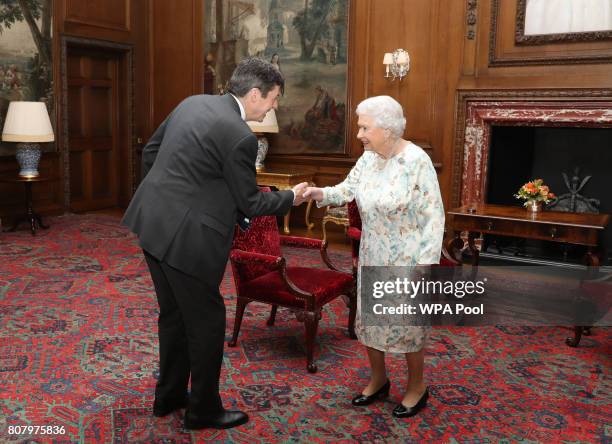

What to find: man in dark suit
left=122, top=58, right=307, bottom=430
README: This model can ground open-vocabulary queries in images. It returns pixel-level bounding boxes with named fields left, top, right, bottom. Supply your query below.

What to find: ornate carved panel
left=466, top=0, right=478, bottom=40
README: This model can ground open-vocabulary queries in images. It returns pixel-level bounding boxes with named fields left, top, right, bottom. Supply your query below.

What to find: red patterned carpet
left=0, top=214, right=610, bottom=443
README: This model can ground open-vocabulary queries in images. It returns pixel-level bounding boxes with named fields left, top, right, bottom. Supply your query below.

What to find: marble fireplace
left=452, top=91, right=612, bottom=264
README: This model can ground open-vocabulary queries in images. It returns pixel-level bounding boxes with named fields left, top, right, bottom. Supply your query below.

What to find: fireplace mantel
left=452, top=91, right=612, bottom=207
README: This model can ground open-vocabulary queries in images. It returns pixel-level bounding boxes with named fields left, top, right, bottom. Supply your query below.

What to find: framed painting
left=204, top=0, right=350, bottom=155
left=490, top=0, right=612, bottom=65
left=516, top=0, right=612, bottom=44
left=0, top=0, right=54, bottom=156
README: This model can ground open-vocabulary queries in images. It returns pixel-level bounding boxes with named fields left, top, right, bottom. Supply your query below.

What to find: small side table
left=0, top=175, right=51, bottom=235
left=256, top=168, right=316, bottom=234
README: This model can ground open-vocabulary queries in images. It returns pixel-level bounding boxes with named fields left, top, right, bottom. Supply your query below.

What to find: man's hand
left=292, top=182, right=309, bottom=206
left=302, top=186, right=324, bottom=202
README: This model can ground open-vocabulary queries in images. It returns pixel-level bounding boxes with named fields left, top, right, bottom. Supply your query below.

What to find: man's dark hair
left=228, top=57, right=285, bottom=98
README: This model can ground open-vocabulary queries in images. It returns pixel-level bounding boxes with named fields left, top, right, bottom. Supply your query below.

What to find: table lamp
left=247, top=109, right=278, bottom=171
left=2, top=101, right=55, bottom=178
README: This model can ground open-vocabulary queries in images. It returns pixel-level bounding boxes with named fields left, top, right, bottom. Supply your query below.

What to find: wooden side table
left=0, top=175, right=51, bottom=235
left=256, top=168, right=316, bottom=234
left=446, top=204, right=610, bottom=347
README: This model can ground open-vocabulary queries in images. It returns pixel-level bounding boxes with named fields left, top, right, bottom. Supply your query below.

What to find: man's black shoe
left=153, top=396, right=189, bottom=417
left=184, top=409, right=249, bottom=430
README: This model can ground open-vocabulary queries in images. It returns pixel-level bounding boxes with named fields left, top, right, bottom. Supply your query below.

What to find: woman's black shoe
left=392, top=387, right=429, bottom=418
left=351, top=380, right=391, bottom=406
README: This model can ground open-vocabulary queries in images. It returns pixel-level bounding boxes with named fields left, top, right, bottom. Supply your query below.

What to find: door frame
left=60, top=35, right=134, bottom=210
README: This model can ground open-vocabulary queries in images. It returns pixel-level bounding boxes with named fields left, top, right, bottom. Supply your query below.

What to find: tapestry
left=204, top=0, right=349, bottom=155
left=0, top=0, right=53, bottom=155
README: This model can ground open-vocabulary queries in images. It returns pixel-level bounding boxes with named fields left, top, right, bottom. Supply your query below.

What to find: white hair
left=355, top=96, right=406, bottom=138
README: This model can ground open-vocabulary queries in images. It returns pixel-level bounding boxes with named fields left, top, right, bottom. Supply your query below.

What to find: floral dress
left=319, top=142, right=445, bottom=353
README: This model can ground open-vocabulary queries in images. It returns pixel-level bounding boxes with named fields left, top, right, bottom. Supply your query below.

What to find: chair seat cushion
left=347, top=227, right=361, bottom=241
left=439, top=257, right=458, bottom=267
left=238, top=267, right=354, bottom=308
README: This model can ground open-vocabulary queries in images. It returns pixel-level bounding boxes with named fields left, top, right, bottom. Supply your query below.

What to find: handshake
left=292, top=182, right=324, bottom=206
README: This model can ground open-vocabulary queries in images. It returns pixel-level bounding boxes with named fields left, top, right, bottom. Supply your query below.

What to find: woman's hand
left=303, top=186, right=324, bottom=202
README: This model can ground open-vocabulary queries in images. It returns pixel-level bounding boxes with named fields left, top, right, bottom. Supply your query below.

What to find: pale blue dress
left=318, top=142, right=445, bottom=352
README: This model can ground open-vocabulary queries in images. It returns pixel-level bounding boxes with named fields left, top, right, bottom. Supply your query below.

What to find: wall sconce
left=383, top=49, right=410, bottom=81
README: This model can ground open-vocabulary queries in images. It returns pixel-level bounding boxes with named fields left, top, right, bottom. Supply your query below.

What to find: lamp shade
left=383, top=53, right=393, bottom=65
left=247, top=109, right=279, bottom=133
left=2, top=101, right=54, bottom=143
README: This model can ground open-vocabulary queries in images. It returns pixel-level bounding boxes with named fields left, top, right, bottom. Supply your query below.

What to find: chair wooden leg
left=267, top=304, right=278, bottom=326
left=304, top=311, right=320, bottom=373
left=347, top=292, right=357, bottom=339
left=322, top=219, right=329, bottom=243
left=229, top=297, right=249, bottom=347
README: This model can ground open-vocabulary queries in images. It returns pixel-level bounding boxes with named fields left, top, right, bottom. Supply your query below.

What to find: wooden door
left=67, top=48, right=121, bottom=212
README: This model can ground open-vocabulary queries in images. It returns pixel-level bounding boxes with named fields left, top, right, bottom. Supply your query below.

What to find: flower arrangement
left=515, top=179, right=555, bottom=209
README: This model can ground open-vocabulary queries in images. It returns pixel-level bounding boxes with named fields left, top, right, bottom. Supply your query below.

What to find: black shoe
left=392, top=387, right=429, bottom=418
left=351, top=379, right=391, bottom=406
left=153, top=396, right=189, bottom=417
left=184, top=409, right=249, bottom=430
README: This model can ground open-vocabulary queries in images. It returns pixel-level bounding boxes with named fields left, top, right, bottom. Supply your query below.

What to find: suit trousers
left=144, top=250, right=225, bottom=415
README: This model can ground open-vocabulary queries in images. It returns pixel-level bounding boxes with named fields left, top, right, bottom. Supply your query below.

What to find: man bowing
left=122, top=57, right=307, bottom=430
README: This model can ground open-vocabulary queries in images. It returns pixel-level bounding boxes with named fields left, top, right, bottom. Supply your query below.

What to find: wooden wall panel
left=366, top=0, right=438, bottom=148
left=430, top=0, right=467, bottom=212
left=60, top=0, right=132, bottom=43
left=150, top=0, right=203, bottom=127
left=463, top=0, right=612, bottom=88
left=64, top=0, right=130, bottom=32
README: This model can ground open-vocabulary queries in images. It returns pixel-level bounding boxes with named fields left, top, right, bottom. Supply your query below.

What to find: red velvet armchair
left=346, top=200, right=460, bottom=270
left=228, top=207, right=357, bottom=373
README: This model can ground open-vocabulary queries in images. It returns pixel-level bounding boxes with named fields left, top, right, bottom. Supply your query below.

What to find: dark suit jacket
left=122, top=94, right=293, bottom=278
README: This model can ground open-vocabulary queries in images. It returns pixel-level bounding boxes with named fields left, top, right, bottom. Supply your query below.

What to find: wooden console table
left=446, top=204, right=609, bottom=268
left=446, top=204, right=609, bottom=347
left=256, top=168, right=315, bottom=234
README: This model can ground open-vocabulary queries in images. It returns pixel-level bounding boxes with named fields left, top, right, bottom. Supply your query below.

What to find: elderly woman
left=303, top=96, right=444, bottom=418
